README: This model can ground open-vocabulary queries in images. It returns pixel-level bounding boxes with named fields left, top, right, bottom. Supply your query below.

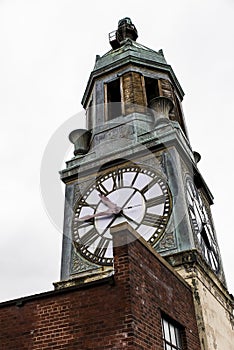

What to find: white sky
left=0, top=0, right=233, bottom=302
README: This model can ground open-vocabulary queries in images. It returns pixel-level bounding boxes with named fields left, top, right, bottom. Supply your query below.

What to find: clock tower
left=58, top=18, right=234, bottom=349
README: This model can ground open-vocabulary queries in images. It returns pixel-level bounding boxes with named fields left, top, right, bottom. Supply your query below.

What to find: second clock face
left=186, top=177, right=220, bottom=273
left=73, top=165, right=172, bottom=265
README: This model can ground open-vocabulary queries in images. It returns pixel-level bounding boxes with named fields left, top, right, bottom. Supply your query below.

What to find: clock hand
left=120, top=212, right=139, bottom=225
left=77, top=208, right=117, bottom=222
left=200, top=225, right=212, bottom=250
left=101, top=189, right=138, bottom=235
left=124, top=204, right=142, bottom=210
left=99, top=194, right=119, bottom=209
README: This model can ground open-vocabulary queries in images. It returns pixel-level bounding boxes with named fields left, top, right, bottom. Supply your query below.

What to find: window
left=161, top=316, right=184, bottom=350
left=174, top=95, right=187, bottom=137
left=106, top=78, right=122, bottom=120
left=86, top=97, right=93, bottom=130
left=144, top=77, right=160, bottom=106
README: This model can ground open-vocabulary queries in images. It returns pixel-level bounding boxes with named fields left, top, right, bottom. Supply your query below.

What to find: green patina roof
left=82, top=38, right=184, bottom=107
left=94, top=39, right=167, bottom=71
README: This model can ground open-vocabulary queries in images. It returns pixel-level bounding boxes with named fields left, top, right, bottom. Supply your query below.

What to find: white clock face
left=186, top=178, right=220, bottom=273
left=73, top=165, right=172, bottom=265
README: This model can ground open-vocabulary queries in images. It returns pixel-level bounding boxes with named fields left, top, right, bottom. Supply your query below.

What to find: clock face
left=73, top=165, right=172, bottom=265
left=186, top=178, right=220, bottom=273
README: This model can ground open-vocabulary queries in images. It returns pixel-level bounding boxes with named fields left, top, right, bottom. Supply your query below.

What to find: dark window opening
left=106, top=78, right=121, bottom=120
left=144, top=77, right=160, bottom=106
left=175, top=96, right=187, bottom=137
left=86, top=98, right=93, bottom=130
left=161, top=315, right=185, bottom=350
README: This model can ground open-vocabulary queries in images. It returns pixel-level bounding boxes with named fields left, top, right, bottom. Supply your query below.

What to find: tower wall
left=167, top=251, right=234, bottom=350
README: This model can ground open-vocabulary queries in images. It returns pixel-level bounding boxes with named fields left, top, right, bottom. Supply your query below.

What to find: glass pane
left=166, top=344, right=172, bottom=350
left=169, top=323, right=176, bottom=345
left=175, top=328, right=182, bottom=348
left=163, top=319, right=170, bottom=341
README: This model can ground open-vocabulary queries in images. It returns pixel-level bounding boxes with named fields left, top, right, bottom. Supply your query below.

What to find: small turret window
left=86, top=98, right=93, bottom=130
left=175, top=95, right=187, bottom=135
left=144, top=77, right=160, bottom=106
left=106, top=78, right=122, bottom=120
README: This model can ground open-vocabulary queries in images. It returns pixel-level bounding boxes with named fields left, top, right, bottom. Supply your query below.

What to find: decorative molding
left=156, top=231, right=176, bottom=251
left=71, top=246, right=100, bottom=274
left=74, top=178, right=95, bottom=204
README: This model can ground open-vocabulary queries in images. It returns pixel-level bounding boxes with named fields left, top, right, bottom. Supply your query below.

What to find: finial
left=69, top=129, right=92, bottom=156
left=109, top=17, right=138, bottom=49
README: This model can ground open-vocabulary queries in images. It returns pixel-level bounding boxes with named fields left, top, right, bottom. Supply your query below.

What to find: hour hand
left=99, top=194, right=119, bottom=210
left=77, top=208, right=116, bottom=222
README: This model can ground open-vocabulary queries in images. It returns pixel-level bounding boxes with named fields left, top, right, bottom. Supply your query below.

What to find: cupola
left=81, top=18, right=188, bottom=139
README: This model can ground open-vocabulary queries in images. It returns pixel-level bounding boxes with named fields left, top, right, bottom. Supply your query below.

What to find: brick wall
left=112, top=224, right=201, bottom=349
left=122, top=72, right=146, bottom=114
left=0, top=223, right=201, bottom=349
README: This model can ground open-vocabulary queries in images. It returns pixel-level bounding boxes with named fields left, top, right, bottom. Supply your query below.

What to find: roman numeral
left=142, top=213, right=167, bottom=227
left=188, top=203, right=196, bottom=216
left=96, top=182, right=109, bottom=195
left=146, top=195, right=166, bottom=208
left=191, top=218, right=199, bottom=230
left=94, top=237, right=110, bottom=258
left=111, top=170, right=124, bottom=190
left=79, top=201, right=97, bottom=210
left=74, top=218, right=94, bottom=229
left=141, top=178, right=158, bottom=195
left=111, top=173, right=117, bottom=190
left=130, top=171, right=138, bottom=187
left=80, top=228, right=99, bottom=247
left=209, top=252, right=219, bottom=272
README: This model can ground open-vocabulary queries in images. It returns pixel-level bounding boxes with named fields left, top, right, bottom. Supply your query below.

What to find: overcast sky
left=0, top=0, right=233, bottom=302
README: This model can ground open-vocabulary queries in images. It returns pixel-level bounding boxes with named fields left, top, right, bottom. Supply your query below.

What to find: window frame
left=144, top=76, right=160, bottom=106
left=161, top=315, right=185, bottom=350
left=104, top=77, right=122, bottom=121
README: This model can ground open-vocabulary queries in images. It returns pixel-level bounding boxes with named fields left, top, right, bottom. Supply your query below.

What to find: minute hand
left=101, top=189, right=138, bottom=235
left=77, top=208, right=116, bottom=222
left=99, top=194, right=119, bottom=209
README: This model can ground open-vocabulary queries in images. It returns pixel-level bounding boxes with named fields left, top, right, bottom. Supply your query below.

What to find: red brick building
left=0, top=224, right=201, bottom=349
